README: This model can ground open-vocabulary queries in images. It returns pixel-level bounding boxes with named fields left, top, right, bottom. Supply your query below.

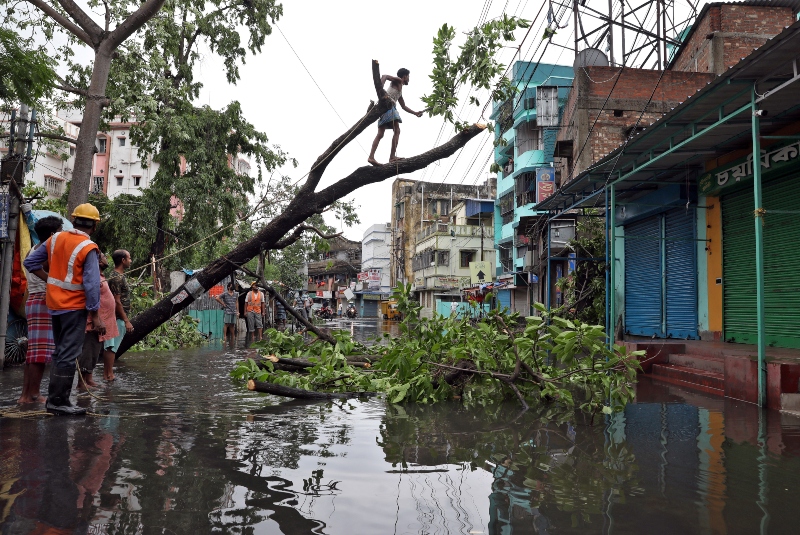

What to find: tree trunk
left=247, top=379, right=376, bottom=400
left=116, top=61, right=487, bottom=356
left=68, top=48, right=113, bottom=213
left=119, top=125, right=484, bottom=355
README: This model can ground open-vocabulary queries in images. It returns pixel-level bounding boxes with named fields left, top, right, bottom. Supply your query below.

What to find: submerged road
left=1, top=320, right=800, bottom=533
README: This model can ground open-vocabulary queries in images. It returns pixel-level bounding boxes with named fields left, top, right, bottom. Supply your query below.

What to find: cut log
left=247, top=379, right=377, bottom=400
left=258, top=356, right=373, bottom=370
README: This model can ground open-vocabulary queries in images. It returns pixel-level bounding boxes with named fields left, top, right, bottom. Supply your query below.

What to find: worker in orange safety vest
left=245, top=281, right=265, bottom=342
left=24, top=203, right=106, bottom=415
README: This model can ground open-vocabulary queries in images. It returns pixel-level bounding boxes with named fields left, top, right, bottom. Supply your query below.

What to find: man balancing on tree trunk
left=368, top=68, right=424, bottom=166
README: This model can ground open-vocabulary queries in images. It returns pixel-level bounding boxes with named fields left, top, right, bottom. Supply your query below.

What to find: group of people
left=215, top=281, right=267, bottom=348
left=19, top=203, right=133, bottom=416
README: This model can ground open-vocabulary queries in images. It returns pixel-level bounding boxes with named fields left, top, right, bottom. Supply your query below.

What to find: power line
left=275, top=24, right=367, bottom=155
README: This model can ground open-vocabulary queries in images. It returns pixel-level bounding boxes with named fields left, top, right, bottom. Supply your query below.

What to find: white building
left=4, top=111, right=251, bottom=200
left=361, top=223, right=392, bottom=295
left=1, top=112, right=79, bottom=198
left=412, top=200, right=495, bottom=318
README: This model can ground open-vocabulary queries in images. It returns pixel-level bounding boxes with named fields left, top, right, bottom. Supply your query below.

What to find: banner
left=536, top=167, right=555, bottom=204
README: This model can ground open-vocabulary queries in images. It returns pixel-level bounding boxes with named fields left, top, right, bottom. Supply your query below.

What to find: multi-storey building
left=1, top=112, right=79, bottom=198
left=490, top=61, right=574, bottom=314
left=412, top=199, right=494, bottom=318
left=3, top=115, right=251, bottom=199
left=357, top=223, right=392, bottom=316
left=304, top=235, right=361, bottom=305
left=389, top=177, right=497, bottom=292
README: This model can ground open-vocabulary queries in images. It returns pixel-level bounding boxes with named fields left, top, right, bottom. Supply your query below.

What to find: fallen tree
left=118, top=15, right=531, bottom=353
left=118, top=60, right=486, bottom=355
left=232, top=286, right=644, bottom=415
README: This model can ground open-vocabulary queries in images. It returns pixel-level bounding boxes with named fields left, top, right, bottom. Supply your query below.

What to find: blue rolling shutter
left=497, top=289, right=511, bottom=311
left=665, top=209, right=698, bottom=338
left=363, top=299, right=378, bottom=317
left=625, top=216, right=662, bottom=337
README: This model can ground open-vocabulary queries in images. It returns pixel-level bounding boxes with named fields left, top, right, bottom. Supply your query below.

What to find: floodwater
left=1, top=321, right=800, bottom=534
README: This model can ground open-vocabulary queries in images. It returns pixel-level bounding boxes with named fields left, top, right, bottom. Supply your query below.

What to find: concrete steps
left=651, top=360, right=725, bottom=396
left=668, top=353, right=724, bottom=374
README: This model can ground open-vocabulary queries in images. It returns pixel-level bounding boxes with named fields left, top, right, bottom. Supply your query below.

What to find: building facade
left=412, top=199, right=495, bottom=318
left=490, top=61, right=574, bottom=314
left=389, top=177, right=497, bottom=291
left=358, top=223, right=392, bottom=317
left=538, top=1, right=800, bottom=409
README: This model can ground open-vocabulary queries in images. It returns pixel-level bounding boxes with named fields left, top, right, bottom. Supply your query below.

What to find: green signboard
left=699, top=139, right=800, bottom=196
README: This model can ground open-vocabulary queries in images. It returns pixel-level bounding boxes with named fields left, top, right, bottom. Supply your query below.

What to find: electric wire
left=274, top=24, right=367, bottom=156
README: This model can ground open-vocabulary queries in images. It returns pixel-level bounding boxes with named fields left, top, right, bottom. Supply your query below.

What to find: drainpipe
left=546, top=219, right=551, bottom=311
left=751, top=87, right=767, bottom=408
left=610, top=183, right=616, bottom=349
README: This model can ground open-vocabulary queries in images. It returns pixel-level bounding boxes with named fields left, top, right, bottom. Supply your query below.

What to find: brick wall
left=671, top=5, right=793, bottom=74
left=557, top=67, right=714, bottom=183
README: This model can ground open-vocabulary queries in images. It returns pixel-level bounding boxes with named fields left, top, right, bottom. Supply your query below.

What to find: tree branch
left=312, top=124, right=487, bottom=209
left=102, top=0, right=110, bottom=32
left=106, top=0, right=167, bottom=50
left=24, top=0, right=94, bottom=47
left=53, top=0, right=103, bottom=43
left=273, top=224, right=342, bottom=250
left=299, top=60, right=395, bottom=194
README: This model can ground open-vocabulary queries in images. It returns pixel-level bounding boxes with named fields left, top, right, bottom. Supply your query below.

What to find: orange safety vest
left=44, top=230, right=100, bottom=311
left=245, top=290, right=263, bottom=313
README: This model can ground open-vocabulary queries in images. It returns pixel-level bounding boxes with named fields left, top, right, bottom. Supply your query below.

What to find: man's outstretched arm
left=399, top=96, right=424, bottom=117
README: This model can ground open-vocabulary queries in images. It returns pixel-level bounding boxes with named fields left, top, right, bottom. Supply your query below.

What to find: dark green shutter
left=722, top=172, right=800, bottom=348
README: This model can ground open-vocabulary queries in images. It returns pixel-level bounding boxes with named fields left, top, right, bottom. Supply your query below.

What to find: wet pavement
left=1, top=320, right=800, bottom=533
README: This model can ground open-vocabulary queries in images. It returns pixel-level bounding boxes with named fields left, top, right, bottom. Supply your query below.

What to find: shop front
left=702, top=141, right=800, bottom=348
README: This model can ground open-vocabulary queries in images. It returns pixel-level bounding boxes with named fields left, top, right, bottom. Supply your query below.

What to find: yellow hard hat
left=251, top=281, right=258, bottom=287
left=71, top=203, right=101, bottom=222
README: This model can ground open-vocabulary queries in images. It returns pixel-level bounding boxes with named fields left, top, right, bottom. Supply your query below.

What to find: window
left=515, top=121, right=540, bottom=155
left=97, top=138, right=107, bottom=154
left=44, top=175, right=64, bottom=196
left=460, top=250, right=475, bottom=268
left=395, top=202, right=405, bottom=220
left=437, top=251, right=449, bottom=266
left=499, top=246, right=512, bottom=271
left=118, top=137, right=126, bottom=146
left=499, top=191, right=514, bottom=225
left=69, top=147, right=75, bottom=157
left=91, top=176, right=104, bottom=194
left=133, top=176, right=141, bottom=187
left=116, top=176, right=123, bottom=186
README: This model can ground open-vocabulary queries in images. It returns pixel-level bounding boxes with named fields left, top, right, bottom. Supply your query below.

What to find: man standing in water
left=215, top=283, right=239, bottom=348
left=367, top=68, right=424, bottom=166
left=24, top=203, right=105, bottom=415
left=104, top=249, right=134, bottom=381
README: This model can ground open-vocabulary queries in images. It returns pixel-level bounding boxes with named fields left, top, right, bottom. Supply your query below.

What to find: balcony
left=416, top=224, right=492, bottom=244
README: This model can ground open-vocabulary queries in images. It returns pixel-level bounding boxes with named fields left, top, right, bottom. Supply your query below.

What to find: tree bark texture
left=68, top=49, right=113, bottom=213
left=247, top=379, right=377, bottom=400
left=117, top=61, right=487, bottom=356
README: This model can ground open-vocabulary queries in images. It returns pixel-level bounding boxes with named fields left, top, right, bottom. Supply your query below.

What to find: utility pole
left=480, top=219, right=484, bottom=261
left=0, top=104, right=30, bottom=366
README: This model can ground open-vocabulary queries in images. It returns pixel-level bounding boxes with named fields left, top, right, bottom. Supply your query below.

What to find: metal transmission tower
left=547, top=0, right=700, bottom=69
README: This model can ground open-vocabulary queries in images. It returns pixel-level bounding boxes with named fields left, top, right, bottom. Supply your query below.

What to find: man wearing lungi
left=368, top=68, right=424, bottom=166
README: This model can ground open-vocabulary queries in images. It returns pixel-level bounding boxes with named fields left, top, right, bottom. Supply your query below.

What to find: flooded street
left=1, top=320, right=800, bottom=533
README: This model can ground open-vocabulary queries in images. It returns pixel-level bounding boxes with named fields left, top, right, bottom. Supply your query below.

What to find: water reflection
left=1, top=348, right=800, bottom=534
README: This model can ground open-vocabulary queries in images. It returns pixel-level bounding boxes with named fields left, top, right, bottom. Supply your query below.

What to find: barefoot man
left=368, top=68, right=424, bottom=166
